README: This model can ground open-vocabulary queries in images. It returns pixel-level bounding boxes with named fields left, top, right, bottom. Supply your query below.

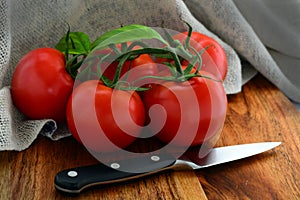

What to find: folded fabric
left=0, top=0, right=298, bottom=150
left=233, top=0, right=300, bottom=99
left=185, top=0, right=300, bottom=102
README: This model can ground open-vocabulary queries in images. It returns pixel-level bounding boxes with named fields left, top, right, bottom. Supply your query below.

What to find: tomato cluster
left=10, top=25, right=228, bottom=153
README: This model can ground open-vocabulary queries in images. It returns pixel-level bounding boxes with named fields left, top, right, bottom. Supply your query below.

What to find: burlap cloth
left=1, top=0, right=299, bottom=151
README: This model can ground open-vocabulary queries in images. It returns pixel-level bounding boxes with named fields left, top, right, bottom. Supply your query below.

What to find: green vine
left=55, top=23, right=217, bottom=90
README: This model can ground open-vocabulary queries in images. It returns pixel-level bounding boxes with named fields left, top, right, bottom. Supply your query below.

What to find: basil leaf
left=91, top=24, right=168, bottom=51
left=55, top=32, right=91, bottom=55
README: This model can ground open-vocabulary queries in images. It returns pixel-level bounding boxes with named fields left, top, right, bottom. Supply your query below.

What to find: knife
left=54, top=142, right=281, bottom=194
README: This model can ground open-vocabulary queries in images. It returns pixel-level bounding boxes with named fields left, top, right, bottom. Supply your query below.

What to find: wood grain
left=1, top=74, right=300, bottom=199
left=5, top=137, right=207, bottom=199
left=198, top=75, right=300, bottom=199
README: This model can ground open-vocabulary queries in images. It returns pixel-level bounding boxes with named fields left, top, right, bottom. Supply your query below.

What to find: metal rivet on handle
left=111, top=163, right=120, bottom=169
left=67, top=170, right=78, bottom=178
left=151, top=155, right=160, bottom=162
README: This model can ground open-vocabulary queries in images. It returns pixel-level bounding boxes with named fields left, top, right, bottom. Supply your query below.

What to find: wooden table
left=1, top=74, right=300, bottom=199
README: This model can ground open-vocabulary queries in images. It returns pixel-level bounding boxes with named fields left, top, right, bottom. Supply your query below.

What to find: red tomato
left=66, top=80, right=145, bottom=152
left=11, top=48, right=74, bottom=122
left=175, top=32, right=228, bottom=81
left=80, top=45, right=158, bottom=87
left=102, top=54, right=157, bottom=84
left=142, top=70, right=227, bottom=147
left=157, top=32, right=228, bottom=81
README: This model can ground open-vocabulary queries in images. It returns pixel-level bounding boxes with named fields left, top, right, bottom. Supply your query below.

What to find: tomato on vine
left=157, top=31, right=228, bottom=81
left=174, top=31, right=228, bottom=81
left=142, top=70, right=227, bottom=146
left=65, top=24, right=228, bottom=150
left=80, top=43, right=158, bottom=87
left=66, top=80, right=145, bottom=152
left=24, top=23, right=228, bottom=152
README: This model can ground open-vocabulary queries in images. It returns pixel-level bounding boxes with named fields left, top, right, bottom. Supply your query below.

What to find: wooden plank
left=4, top=133, right=207, bottom=199
left=0, top=151, right=11, bottom=200
left=198, top=75, right=300, bottom=199
left=1, top=74, right=299, bottom=199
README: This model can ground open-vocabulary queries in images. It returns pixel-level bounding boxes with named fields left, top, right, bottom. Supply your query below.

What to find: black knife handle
left=54, top=154, right=178, bottom=194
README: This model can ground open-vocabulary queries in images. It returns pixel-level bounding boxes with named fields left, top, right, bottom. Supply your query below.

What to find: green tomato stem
left=60, top=22, right=219, bottom=90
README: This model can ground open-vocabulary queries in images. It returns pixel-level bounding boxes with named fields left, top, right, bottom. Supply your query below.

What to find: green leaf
left=55, top=32, right=91, bottom=55
left=90, top=24, right=168, bottom=51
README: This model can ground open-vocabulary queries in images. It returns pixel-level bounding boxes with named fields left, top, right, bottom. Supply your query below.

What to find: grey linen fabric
left=0, top=0, right=299, bottom=150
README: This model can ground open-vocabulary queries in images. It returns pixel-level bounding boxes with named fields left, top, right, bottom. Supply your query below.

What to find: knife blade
left=54, top=142, right=281, bottom=194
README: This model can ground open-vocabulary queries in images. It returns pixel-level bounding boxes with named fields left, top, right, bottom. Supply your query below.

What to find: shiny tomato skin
left=102, top=54, right=158, bottom=84
left=157, top=32, right=228, bottom=81
left=176, top=32, right=228, bottom=81
left=10, top=48, right=74, bottom=122
left=143, top=71, right=227, bottom=147
left=81, top=44, right=158, bottom=87
left=66, top=80, right=145, bottom=152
